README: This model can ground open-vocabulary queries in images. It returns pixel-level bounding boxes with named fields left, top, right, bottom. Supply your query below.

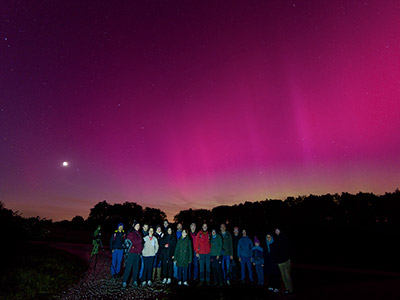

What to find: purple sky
left=1, top=1, right=399, bottom=221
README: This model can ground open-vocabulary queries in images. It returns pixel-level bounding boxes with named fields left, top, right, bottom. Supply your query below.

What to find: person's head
left=275, top=228, right=281, bottom=236
left=167, top=227, right=173, bottom=235
left=242, top=229, right=247, bottom=237
left=233, top=226, right=239, bottom=235
left=266, top=233, right=273, bottom=242
left=211, top=229, right=217, bottom=236
left=143, top=224, right=149, bottom=232
left=190, top=223, right=196, bottom=232
left=182, top=229, right=188, bottom=238
left=254, top=236, right=260, bottom=246
left=117, top=223, right=124, bottom=231
left=134, top=222, right=140, bottom=231
left=163, top=220, right=169, bottom=227
left=156, top=225, right=162, bottom=233
left=220, top=224, right=226, bottom=232
left=148, top=227, right=154, bottom=236
left=202, top=223, right=208, bottom=232
left=177, top=223, right=183, bottom=231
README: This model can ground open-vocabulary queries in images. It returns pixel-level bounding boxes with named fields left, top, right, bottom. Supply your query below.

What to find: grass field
left=0, top=243, right=86, bottom=300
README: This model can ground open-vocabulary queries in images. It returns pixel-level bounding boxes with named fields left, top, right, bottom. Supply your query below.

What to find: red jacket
left=127, top=230, right=143, bottom=254
left=194, top=231, right=211, bottom=254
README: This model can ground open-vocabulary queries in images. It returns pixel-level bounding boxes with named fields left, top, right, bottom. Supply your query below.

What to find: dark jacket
left=160, top=233, right=176, bottom=262
left=238, top=236, right=253, bottom=258
left=251, top=246, right=264, bottom=265
left=110, top=230, right=126, bottom=250
left=154, top=231, right=164, bottom=254
left=275, top=233, right=290, bottom=263
left=232, top=234, right=241, bottom=257
left=126, top=230, right=143, bottom=254
left=174, top=236, right=193, bottom=267
left=210, top=234, right=223, bottom=256
left=220, top=231, right=233, bottom=256
left=264, top=242, right=280, bottom=274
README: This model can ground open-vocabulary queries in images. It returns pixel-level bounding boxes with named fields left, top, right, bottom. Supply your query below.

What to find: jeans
left=177, top=266, right=188, bottom=282
left=189, top=252, right=199, bottom=280
left=142, top=256, right=155, bottom=281
left=221, top=255, right=231, bottom=281
left=198, top=253, right=211, bottom=282
left=111, top=249, right=123, bottom=276
left=240, top=256, right=253, bottom=281
left=255, top=264, right=264, bottom=284
left=153, top=253, right=162, bottom=268
left=173, top=261, right=178, bottom=278
left=139, top=255, right=144, bottom=278
left=123, top=253, right=140, bottom=284
left=211, top=256, right=223, bottom=284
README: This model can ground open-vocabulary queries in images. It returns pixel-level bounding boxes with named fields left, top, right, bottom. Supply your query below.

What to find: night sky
left=1, top=1, right=399, bottom=221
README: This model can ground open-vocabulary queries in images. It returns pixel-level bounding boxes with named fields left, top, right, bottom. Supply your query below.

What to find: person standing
left=122, top=222, right=143, bottom=288
left=238, top=229, right=253, bottom=283
left=153, top=225, right=164, bottom=281
left=251, top=236, right=264, bottom=286
left=141, top=227, right=159, bottom=286
left=220, top=224, right=233, bottom=285
left=110, top=223, right=125, bottom=279
left=139, top=223, right=150, bottom=279
left=275, top=228, right=293, bottom=294
left=264, top=233, right=280, bottom=293
left=160, top=227, right=176, bottom=284
left=195, top=223, right=211, bottom=285
left=189, top=223, right=199, bottom=281
left=174, top=229, right=193, bottom=286
left=232, top=226, right=241, bottom=280
left=210, top=229, right=224, bottom=286
left=174, top=223, right=183, bottom=278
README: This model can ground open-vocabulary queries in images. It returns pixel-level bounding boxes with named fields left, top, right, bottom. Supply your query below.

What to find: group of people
left=109, top=220, right=293, bottom=294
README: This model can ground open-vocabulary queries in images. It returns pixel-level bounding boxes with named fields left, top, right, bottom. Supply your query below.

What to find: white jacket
left=142, top=235, right=159, bottom=257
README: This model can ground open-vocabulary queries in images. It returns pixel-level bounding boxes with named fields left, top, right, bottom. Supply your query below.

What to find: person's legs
left=221, top=255, right=227, bottom=281
left=177, top=266, right=182, bottom=282
left=193, top=254, right=199, bottom=280
left=111, top=250, right=117, bottom=276
left=199, top=254, right=205, bottom=282
left=211, top=256, right=218, bottom=283
left=182, top=266, right=188, bottom=282
left=139, top=255, right=144, bottom=279
left=205, top=254, right=211, bottom=283
left=256, top=265, right=264, bottom=284
left=132, top=254, right=141, bottom=283
left=240, top=257, right=246, bottom=280
left=278, top=260, right=293, bottom=292
left=168, top=260, right=174, bottom=278
left=173, top=261, right=178, bottom=279
left=115, top=249, right=123, bottom=275
left=245, top=258, right=253, bottom=282
left=217, top=256, right=223, bottom=283
left=162, top=260, right=167, bottom=278
left=123, top=253, right=133, bottom=283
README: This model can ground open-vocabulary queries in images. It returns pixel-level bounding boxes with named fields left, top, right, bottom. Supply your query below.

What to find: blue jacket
left=252, top=246, right=264, bottom=265
left=238, top=236, right=253, bottom=258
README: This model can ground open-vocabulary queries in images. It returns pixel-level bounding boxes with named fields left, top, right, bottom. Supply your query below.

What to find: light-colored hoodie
left=142, top=235, right=159, bottom=257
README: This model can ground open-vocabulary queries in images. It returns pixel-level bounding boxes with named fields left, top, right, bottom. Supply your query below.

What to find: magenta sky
left=1, top=1, right=399, bottom=221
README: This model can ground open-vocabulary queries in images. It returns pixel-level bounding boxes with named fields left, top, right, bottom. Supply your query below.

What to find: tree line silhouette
left=1, top=189, right=399, bottom=270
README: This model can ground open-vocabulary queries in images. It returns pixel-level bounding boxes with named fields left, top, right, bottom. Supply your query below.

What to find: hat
left=117, top=223, right=124, bottom=228
left=254, top=236, right=260, bottom=244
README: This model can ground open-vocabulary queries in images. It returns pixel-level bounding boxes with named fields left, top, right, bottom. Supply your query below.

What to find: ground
left=50, top=242, right=400, bottom=300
